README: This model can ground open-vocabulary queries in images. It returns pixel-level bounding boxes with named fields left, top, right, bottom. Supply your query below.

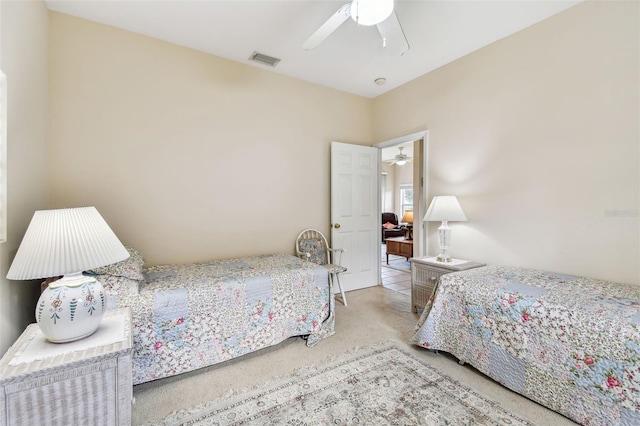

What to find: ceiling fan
left=302, top=0, right=409, bottom=56
left=385, top=147, right=411, bottom=166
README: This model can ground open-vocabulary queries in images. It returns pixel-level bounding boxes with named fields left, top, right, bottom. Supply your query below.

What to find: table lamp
left=423, top=196, right=467, bottom=262
left=401, top=210, right=413, bottom=240
left=6, top=207, right=129, bottom=343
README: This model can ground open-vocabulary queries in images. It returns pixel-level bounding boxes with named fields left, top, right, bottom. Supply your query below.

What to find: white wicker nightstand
left=0, top=308, right=133, bottom=426
left=410, top=257, right=485, bottom=313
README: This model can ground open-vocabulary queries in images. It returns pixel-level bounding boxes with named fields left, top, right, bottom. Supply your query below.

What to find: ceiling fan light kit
left=385, top=146, right=410, bottom=166
left=302, top=0, right=408, bottom=56
left=350, top=0, right=394, bottom=26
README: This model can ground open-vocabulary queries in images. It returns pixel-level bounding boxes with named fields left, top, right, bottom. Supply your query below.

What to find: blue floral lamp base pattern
left=36, top=273, right=106, bottom=343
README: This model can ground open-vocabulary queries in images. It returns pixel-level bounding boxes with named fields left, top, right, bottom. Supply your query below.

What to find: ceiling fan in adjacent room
left=302, top=0, right=409, bottom=56
left=385, top=146, right=411, bottom=166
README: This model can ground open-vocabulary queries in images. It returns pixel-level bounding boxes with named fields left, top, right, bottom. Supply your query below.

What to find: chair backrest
left=382, top=212, right=399, bottom=226
left=296, top=229, right=330, bottom=266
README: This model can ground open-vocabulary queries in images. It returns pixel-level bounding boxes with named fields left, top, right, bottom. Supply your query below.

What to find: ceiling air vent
left=249, top=51, right=281, bottom=67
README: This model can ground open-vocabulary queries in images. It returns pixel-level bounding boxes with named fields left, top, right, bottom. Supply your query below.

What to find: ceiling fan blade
left=376, top=11, right=410, bottom=56
left=302, top=3, right=351, bottom=50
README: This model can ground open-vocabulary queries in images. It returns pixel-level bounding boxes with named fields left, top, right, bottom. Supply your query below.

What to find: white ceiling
left=45, top=0, right=581, bottom=99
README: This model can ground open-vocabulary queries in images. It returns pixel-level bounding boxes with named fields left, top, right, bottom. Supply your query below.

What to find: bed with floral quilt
left=412, top=265, right=640, bottom=425
left=88, top=248, right=334, bottom=385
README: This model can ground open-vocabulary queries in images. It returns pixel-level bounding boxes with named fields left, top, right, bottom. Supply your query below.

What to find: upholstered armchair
left=382, top=212, right=404, bottom=242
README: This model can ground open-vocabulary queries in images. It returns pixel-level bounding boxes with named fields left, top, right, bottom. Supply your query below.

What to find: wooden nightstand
left=410, top=257, right=485, bottom=313
left=0, top=308, right=133, bottom=426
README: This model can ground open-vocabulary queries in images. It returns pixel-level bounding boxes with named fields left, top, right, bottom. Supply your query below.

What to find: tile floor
left=380, top=244, right=411, bottom=296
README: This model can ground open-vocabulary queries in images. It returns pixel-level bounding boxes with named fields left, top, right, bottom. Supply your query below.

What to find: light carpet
left=153, top=342, right=533, bottom=425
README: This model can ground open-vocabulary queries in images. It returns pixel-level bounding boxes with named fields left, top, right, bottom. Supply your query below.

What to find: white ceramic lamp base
left=36, top=273, right=106, bottom=343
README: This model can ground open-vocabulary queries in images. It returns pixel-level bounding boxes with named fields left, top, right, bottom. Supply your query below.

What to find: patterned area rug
left=381, top=243, right=411, bottom=272
left=155, top=342, right=534, bottom=425
left=384, top=258, right=411, bottom=272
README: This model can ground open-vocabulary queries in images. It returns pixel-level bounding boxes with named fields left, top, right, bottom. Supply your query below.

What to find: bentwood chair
left=295, top=229, right=347, bottom=307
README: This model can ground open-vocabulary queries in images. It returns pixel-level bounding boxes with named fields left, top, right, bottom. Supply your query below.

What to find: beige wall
left=373, top=1, right=639, bottom=285
left=48, top=12, right=372, bottom=266
left=2, top=0, right=637, bottom=355
left=393, top=162, right=413, bottom=216
left=382, top=153, right=415, bottom=221
left=0, top=0, right=50, bottom=354
left=381, top=163, right=395, bottom=213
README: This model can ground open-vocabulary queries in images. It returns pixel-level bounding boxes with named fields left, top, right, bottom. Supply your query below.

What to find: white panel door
left=330, top=141, right=379, bottom=292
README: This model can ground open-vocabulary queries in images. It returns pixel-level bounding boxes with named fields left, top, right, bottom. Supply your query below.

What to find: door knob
left=334, top=223, right=341, bottom=229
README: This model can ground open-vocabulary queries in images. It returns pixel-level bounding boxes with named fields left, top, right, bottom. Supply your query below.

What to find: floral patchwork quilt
left=412, top=265, right=640, bottom=425
left=97, top=253, right=334, bottom=385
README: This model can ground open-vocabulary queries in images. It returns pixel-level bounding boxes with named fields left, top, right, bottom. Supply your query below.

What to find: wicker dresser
left=0, top=308, right=133, bottom=426
left=410, top=257, right=485, bottom=313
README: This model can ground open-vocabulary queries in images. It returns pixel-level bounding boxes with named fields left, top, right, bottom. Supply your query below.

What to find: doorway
left=375, top=131, right=428, bottom=290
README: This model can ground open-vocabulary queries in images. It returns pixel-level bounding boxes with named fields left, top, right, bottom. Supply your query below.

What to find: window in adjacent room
left=400, top=184, right=413, bottom=218
left=0, top=71, right=6, bottom=243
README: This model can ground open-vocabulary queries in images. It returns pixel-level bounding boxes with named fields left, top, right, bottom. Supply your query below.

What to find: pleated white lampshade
left=7, top=207, right=129, bottom=280
left=423, top=196, right=468, bottom=222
